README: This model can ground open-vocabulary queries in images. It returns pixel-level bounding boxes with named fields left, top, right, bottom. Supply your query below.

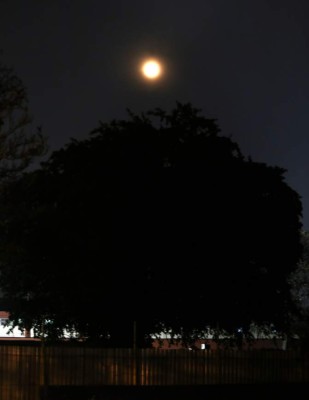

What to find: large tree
left=0, top=102, right=303, bottom=346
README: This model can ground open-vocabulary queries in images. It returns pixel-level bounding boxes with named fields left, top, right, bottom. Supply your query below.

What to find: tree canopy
left=0, top=102, right=303, bottom=346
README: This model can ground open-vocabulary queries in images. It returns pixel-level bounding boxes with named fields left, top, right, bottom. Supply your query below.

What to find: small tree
left=289, top=230, right=309, bottom=349
left=0, top=58, right=48, bottom=332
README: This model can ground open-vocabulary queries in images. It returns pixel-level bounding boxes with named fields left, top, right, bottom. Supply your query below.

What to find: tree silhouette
left=0, top=102, right=303, bottom=346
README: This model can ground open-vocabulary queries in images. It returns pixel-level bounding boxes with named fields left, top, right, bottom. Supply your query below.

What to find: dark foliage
left=0, top=60, right=47, bottom=181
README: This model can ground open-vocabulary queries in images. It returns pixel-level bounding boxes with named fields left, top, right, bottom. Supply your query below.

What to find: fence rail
left=0, top=344, right=308, bottom=400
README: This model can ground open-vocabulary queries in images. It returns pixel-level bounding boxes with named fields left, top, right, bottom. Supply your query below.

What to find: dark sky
left=1, top=0, right=309, bottom=229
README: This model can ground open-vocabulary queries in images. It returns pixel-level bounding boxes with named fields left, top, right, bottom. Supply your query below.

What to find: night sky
left=1, top=0, right=309, bottom=229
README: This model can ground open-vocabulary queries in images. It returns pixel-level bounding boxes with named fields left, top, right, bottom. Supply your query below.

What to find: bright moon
left=141, top=59, right=162, bottom=79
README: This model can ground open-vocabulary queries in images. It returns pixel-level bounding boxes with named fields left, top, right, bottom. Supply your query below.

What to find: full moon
left=141, top=59, right=162, bottom=80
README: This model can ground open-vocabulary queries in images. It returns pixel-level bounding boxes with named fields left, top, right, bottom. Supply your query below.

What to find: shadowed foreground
left=44, top=383, right=309, bottom=400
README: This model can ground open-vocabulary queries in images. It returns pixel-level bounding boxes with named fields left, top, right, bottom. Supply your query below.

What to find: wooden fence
left=0, top=344, right=308, bottom=400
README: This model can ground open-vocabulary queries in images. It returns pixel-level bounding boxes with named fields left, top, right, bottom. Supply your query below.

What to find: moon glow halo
left=141, top=59, right=162, bottom=80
